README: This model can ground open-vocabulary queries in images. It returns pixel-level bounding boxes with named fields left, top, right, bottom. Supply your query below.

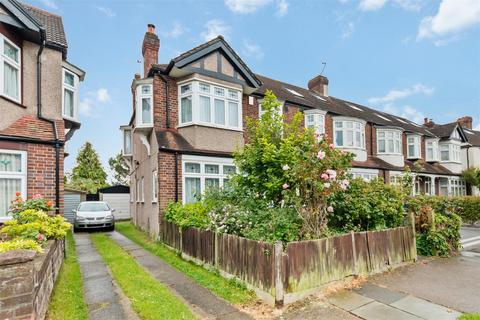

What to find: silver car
left=73, top=201, right=115, bottom=231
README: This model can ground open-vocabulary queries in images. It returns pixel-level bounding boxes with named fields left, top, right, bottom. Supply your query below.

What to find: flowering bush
left=0, top=238, right=43, bottom=253
left=9, top=192, right=54, bottom=216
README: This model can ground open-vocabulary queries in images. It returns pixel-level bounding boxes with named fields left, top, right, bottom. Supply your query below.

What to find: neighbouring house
left=0, top=0, right=85, bottom=221
left=121, top=25, right=476, bottom=236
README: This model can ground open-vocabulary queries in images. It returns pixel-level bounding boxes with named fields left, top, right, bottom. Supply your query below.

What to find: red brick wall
left=153, top=74, right=178, bottom=130
left=325, top=114, right=333, bottom=144
left=242, top=95, right=259, bottom=143
left=157, top=151, right=182, bottom=221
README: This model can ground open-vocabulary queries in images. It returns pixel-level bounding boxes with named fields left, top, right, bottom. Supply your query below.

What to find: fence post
left=274, top=241, right=284, bottom=307
left=351, top=231, right=358, bottom=276
left=214, top=232, right=219, bottom=268
left=179, top=226, right=183, bottom=253
left=409, top=211, right=418, bottom=261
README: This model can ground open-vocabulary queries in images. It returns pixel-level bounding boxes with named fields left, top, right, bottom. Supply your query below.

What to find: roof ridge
left=18, top=1, right=61, bottom=18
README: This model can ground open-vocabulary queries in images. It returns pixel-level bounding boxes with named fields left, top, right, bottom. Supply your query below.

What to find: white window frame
left=425, top=138, right=439, bottom=162
left=122, top=128, right=132, bottom=156
left=178, top=79, right=243, bottom=131
left=304, top=109, right=326, bottom=133
left=182, top=155, right=235, bottom=204
left=141, top=177, right=145, bottom=203
left=136, top=178, right=140, bottom=203
left=377, top=128, right=402, bottom=155
left=439, top=141, right=461, bottom=163
left=152, top=170, right=158, bottom=203
left=136, top=82, right=154, bottom=128
left=0, top=149, right=27, bottom=221
left=62, top=68, right=79, bottom=120
left=0, top=34, right=21, bottom=103
left=350, top=168, right=379, bottom=181
left=333, top=117, right=366, bottom=150
left=407, top=134, right=421, bottom=159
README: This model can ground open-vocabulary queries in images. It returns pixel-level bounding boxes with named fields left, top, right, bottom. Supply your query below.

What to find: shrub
left=329, top=178, right=405, bottom=232
left=451, top=196, right=480, bottom=225
left=9, top=193, right=54, bottom=215
left=164, top=202, right=210, bottom=229
left=0, top=238, right=43, bottom=253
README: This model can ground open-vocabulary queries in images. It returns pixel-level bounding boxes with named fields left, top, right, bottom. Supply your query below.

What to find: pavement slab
left=354, top=283, right=407, bottom=305
left=280, top=301, right=360, bottom=320
left=351, top=301, right=421, bottom=320
left=328, top=291, right=373, bottom=311
left=390, top=296, right=462, bottom=320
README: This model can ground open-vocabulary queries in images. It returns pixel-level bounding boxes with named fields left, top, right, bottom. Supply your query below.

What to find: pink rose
left=282, top=183, right=289, bottom=190
left=36, top=233, right=45, bottom=242
left=326, top=169, right=337, bottom=180
left=317, top=151, right=325, bottom=160
left=329, top=144, right=334, bottom=149
left=327, top=206, right=334, bottom=213
left=321, top=173, right=329, bottom=181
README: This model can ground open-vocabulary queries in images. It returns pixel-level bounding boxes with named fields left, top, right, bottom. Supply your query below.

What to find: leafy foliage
left=164, top=202, right=211, bottom=229
left=451, top=196, right=480, bottom=225
left=9, top=192, right=54, bottom=215
left=67, top=142, right=108, bottom=193
left=0, top=238, right=42, bottom=253
left=462, top=168, right=480, bottom=188
left=108, top=152, right=129, bottom=185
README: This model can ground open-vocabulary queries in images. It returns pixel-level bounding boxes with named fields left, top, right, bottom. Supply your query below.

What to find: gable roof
left=155, top=36, right=261, bottom=89
left=427, top=122, right=468, bottom=142
left=463, top=128, right=480, bottom=147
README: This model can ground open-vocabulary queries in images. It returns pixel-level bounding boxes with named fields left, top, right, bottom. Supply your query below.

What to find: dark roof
left=404, top=160, right=455, bottom=176
left=98, top=185, right=130, bottom=194
left=352, top=157, right=401, bottom=171
left=427, top=122, right=458, bottom=139
left=464, top=128, right=480, bottom=147
left=18, top=2, right=67, bottom=48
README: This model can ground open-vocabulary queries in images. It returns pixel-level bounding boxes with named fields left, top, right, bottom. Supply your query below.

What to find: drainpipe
left=37, top=29, right=61, bottom=215
left=174, top=152, right=179, bottom=202
left=158, top=75, right=170, bottom=128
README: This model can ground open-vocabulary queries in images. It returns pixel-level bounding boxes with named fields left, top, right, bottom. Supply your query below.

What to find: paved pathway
left=328, top=283, right=462, bottom=320
left=108, top=231, right=252, bottom=320
left=74, top=233, right=139, bottom=320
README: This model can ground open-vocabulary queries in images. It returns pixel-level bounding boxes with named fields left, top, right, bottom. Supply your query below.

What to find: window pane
left=199, top=96, right=211, bottom=122
left=228, top=89, right=238, bottom=100
left=335, top=121, right=343, bottom=128
left=355, top=131, right=361, bottom=147
left=228, top=101, right=238, bottom=127
left=335, top=130, right=343, bottom=146
left=214, top=99, right=225, bottom=125
left=409, top=145, right=415, bottom=157
left=379, top=140, right=386, bottom=153
left=346, top=130, right=354, bottom=146
left=395, top=140, right=400, bottom=153
left=388, top=140, right=394, bottom=153
left=199, top=82, right=210, bottom=93
left=142, top=98, right=152, bottom=124
left=181, top=84, right=192, bottom=94
left=64, top=89, right=74, bottom=117
left=0, top=153, right=22, bottom=173
left=223, top=165, right=236, bottom=174
left=441, top=150, right=449, bottom=161
left=205, top=164, right=219, bottom=174
left=205, top=178, right=219, bottom=190
left=346, top=121, right=353, bottom=128
left=185, top=162, right=200, bottom=173
left=141, top=85, right=151, bottom=94
left=3, top=41, right=18, bottom=62
left=185, top=177, right=201, bottom=203
left=4, top=62, right=19, bottom=99
left=379, top=132, right=385, bottom=138
left=64, top=72, right=74, bottom=86
left=214, top=87, right=225, bottom=96
left=181, top=96, right=192, bottom=123
left=124, top=131, right=132, bottom=154
left=0, top=178, right=21, bottom=217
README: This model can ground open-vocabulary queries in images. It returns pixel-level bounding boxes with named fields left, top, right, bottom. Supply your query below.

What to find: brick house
left=0, top=0, right=84, bottom=220
left=122, top=25, right=477, bottom=236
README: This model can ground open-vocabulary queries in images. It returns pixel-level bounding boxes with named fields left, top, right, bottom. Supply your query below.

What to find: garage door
left=64, top=193, right=81, bottom=223
left=101, top=193, right=131, bottom=220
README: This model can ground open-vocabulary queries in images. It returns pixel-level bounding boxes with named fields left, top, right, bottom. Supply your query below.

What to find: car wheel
left=106, top=225, right=115, bottom=232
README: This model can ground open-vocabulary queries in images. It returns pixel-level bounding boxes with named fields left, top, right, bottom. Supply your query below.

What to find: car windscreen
left=77, top=202, right=110, bottom=212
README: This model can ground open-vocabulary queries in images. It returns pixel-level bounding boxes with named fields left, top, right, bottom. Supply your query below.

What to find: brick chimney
left=457, top=116, right=473, bottom=129
left=423, top=117, right=435, bottom=128
left=142, top=24, right=160, bottom=77
left=308, top=75, right=329, bottom=96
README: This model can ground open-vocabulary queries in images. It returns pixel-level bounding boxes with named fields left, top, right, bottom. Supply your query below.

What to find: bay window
left=440, top=142, right=461, bottom=163
left=1, top=35, right=21, bottom=102
left=426, top=139, right=439, bottom=162
left=179, top=80, right=242, bottom=130
left=62, top=69, right=79, bottom=119
left=136, top=83, right=153, bottom=127
left=407, top=135, right=421, bottom=159
left=377, top=129, right=402, bottom=154
left=183, top=156, right=236, bottom=203
left=304, top=110, right=326, bottom=133
left=0, top=150, right=27, bottom=221
left=350, top=168, right=379, bottom=181
left=333, top=118, right=365, bottom=149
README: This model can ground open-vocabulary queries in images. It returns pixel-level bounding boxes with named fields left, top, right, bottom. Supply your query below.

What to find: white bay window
left=440, top=142, right=461, bottom=163
left=377, top=129, right=402, bottom=154
left=1, top=35, right=21, bottom=103
left=136, top=83, right=153, bottom=127
left=407, top=134, right=421, bottom=159
left=426, top=139, right=439, bottom=162
left=0, top=150, right=27, bottom=221
left=304, top=110, right=326, bottom=133
left=179, top=80, right=242, bottom=130
left=182, top=155, right=236, bottom=203
left=333, top=118, right=365, bottom=149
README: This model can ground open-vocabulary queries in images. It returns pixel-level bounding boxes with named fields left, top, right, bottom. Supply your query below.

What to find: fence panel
left=182, top=227, right=215, bottom=265
left=161, top=221, right=181, bottom=250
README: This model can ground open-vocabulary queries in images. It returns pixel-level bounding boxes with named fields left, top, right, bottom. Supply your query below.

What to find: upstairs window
left=123, top=128, right=132, bottom=155
left=426, top=139, right=439, bottom=161
left=333, top=118, right=365, bottom=149
left=136, top=84, right=153, bottom=127
left=304, top=110, right=325, bottom=133
left=377, top=129, right=402, bottom=154
left=179, top=81, right=242, bottom=130
left=407, top=135, right=421, bottom=159
left=62, top=69, right=79, bottom=119
left=1, top=35, right=21, bottom=102
left=440, top=143, right=461, bottom=163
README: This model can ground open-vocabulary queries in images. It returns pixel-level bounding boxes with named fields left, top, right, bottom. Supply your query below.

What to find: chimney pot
left=147, top=24, right=156, bottom=34
left=142, top=24, right=160, bottom=77
left=308, top=75, right=329, bottom=97
left=134, top=73, right=141, bottom=80
left=457, top=116, right=473, bottom=129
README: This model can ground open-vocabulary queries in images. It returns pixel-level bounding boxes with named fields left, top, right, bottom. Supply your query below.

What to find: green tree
left=68, top=142, right=108, bottom=193
left=108, top=152, right=129, bottom=185
left=462, top=168, right=480, bottom=189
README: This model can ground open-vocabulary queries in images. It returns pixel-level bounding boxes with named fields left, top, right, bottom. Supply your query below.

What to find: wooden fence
left=160, top=221, right=416, bottom=305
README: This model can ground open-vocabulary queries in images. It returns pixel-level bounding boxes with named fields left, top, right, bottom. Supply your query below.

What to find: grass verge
left=47, top=231, right=88, bottom=320
left=459, top=315, right=480, bottom=320
left=90, top=232, right=195, bottom=320
left=115, top=222, right=256, bottom=305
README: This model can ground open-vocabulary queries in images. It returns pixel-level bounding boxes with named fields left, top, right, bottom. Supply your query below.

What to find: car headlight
left=76, top=215, right=85, bottom=221
left=105, top=215, right=114, bottom=220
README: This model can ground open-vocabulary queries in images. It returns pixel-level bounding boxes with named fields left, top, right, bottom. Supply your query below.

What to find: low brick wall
left=0, top=239, right=65, bottom=320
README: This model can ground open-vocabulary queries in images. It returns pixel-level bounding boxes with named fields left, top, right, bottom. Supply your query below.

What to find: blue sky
left=30, top=0, right=480, bottom=179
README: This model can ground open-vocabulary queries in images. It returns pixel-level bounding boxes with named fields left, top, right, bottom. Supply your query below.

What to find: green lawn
left=115, top=222, right=256, bottom=305
left=47, top=231, right=88, bottom=320
left=90, top=233, right=195, bottom=320
left=459, top=314, right=480, bottom=320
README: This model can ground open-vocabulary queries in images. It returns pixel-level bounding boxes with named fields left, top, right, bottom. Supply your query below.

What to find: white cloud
left=95, top=6, right=116, bottom=18
left=41, top=0, right=58, bottom=9
left=368, top=84, right=434, bottom=104
left=393, top=0, right=422, bottom=11
left=359, top=0, right=387, bottom=11
left=383, top=104, right=425, bottom=124
left=341, top=22, right=355, bottom=39
left=417, top=0, right=480, bottom=41
left=225, top=0, right=272, bottom=13
left=161, top=22, right=187, bottom=38
left=79, top=88, right=111, bottom=117
left=242, top=40, right=264, bottom=59
left=201, top=20, right=230, bottom=41
left=276, top=0, right=289, bottom=17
